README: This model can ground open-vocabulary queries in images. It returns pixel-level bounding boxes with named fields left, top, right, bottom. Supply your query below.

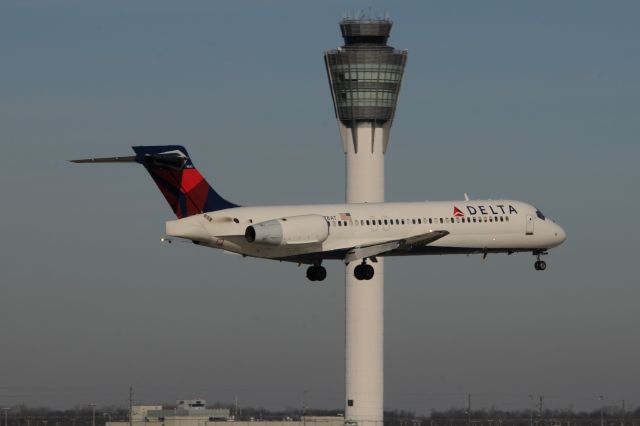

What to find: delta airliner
left=73, top=145, right=566, bottom=281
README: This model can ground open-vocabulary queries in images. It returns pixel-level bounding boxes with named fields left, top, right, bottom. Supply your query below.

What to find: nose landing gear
left=306, top=264, right=327, bottom=282
left=534, top=260, right=547, bottom=270
left=533, top=250, right=548, bottom=271
left=354, top=259, right=375, bottom=281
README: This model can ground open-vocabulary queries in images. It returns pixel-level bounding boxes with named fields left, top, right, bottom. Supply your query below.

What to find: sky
left=1, top=0, right=639, bottom=415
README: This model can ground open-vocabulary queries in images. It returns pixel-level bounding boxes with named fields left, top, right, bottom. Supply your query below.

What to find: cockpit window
left=536, top=210, right=546, bottom=220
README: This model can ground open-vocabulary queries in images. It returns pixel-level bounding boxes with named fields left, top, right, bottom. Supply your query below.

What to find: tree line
left=1, top=404, right=639, bottom=426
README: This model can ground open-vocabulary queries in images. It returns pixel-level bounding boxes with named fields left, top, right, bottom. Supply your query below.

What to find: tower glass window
left=324, top=19, right=408, bottom=124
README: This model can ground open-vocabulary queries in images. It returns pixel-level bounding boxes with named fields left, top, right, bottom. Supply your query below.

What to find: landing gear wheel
left=533, top=250, right=548, bottom=271
left=354, top=263, right=375, bottom=280
left=363, top=264, right=374, bottom=280
left=306, top=265, right=327, bottom=282
left=354, top=264, right=366, bottom=280
left=315, top=265, right=327, bottom=281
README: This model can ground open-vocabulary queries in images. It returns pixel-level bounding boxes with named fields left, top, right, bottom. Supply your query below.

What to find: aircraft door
left=525, top=214, right=534, bottom=235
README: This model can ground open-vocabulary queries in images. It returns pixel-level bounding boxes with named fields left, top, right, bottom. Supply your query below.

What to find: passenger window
left=500, top=217, right=504, bottom=222
left=412, top=219, right=416, bottom=224
left=366, top=220, right=370, bottom=225
left=338, top=222, right=342, bottom=227
left=378, top=220, right=382, bottom=225
left=401, top=219, right=405, bottom=225
left=506, top=216, right=509, bottom=222
left=384, top=219, right=388, bottom=225
left=418, top=219, right=422, bottom=224
left=440, top=218, right=443, bottom=224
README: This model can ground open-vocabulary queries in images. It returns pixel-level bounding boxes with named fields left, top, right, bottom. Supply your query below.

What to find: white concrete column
left=341, top=122, right=386, bottom=426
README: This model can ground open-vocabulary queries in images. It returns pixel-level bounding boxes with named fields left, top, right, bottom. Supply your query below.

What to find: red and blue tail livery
left=72, top=145, right=237, bottom=218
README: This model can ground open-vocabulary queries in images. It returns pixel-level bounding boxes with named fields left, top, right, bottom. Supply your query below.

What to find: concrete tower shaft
left=324, top=18, right=406, bottom=426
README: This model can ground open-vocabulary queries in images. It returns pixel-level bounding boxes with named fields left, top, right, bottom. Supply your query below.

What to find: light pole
left=89, top=404, right=96, bottom=426
left=2, top=407, right=9, bottom=426
left=598, top=395, right=604, bottom=426
left=528, top=395, right=534, bottom=426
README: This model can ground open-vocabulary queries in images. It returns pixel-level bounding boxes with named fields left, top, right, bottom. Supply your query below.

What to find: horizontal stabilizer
left=71, top=145, right=238, bottom=218
left=70, top=156, right=137, bottom=163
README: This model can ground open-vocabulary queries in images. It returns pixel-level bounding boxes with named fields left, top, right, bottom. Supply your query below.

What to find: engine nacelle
left=245, top=215, right=329, bottom=246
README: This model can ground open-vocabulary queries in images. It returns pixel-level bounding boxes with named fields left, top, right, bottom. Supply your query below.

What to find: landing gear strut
left=354, top=259, right=375, bottom=281
left=306, top=264, right=327, bottom=282
left=533, top=250, right=548, bottom=271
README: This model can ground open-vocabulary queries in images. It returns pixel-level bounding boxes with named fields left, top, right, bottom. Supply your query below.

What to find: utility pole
left=302, top=390, right=308, bottom=426
left=129, top=386, right=134, bottom=426
left=538, top=396, right=544, bottom=426
left=599, top=396, right=604, bottom=426
left=466, top=394, right=472, bottom=426
left=234, top=396, right=238, bottom=420
left=528, top=395, right=534, bottom=426
left=88, top=405, right=96, bottom=426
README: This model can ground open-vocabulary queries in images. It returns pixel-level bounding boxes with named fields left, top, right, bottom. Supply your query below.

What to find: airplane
left=72, top=145, right=566, bottom=281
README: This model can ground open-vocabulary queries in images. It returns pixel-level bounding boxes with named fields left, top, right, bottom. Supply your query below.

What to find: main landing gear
left=306, top=264, right=327, bottom=282
left=354, top=259, right=375, bottom=281
left=533, top=250, right=548, bottom=271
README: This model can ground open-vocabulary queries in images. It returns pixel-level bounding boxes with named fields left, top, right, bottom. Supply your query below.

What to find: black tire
left=538, top=261, right=547, bottom=271
left=306, top=266, right=317, bottom=281
left=534, top=261, right=540, bottom=270
left=354, top=264, right=366, bottom=280
left=363, top=264, right=375, bottom=280
left=316, top=266, right=327, bottom=281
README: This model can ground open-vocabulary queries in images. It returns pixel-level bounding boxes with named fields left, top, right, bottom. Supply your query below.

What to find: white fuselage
left=165, top=199, right=566, bottom=262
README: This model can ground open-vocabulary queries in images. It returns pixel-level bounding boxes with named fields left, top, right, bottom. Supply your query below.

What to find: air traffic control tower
left=324, top=17, right=407, bottom=426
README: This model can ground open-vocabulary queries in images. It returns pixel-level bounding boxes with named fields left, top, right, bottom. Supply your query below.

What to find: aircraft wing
left=343, top=230, right=449, bottom=264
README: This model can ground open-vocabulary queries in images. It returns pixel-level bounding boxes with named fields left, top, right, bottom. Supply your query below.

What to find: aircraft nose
left=553, top=223, right=566, bottom=245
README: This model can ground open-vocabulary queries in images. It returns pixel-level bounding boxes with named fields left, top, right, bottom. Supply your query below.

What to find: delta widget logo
left=453, top=206, right=465, bottom=217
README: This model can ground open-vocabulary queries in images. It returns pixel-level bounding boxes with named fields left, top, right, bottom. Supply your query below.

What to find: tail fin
left=72, top=145, right=238, bottom=218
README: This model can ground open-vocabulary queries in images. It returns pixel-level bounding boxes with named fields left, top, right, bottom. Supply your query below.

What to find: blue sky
left=1, top=0, right=639, bottom=414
